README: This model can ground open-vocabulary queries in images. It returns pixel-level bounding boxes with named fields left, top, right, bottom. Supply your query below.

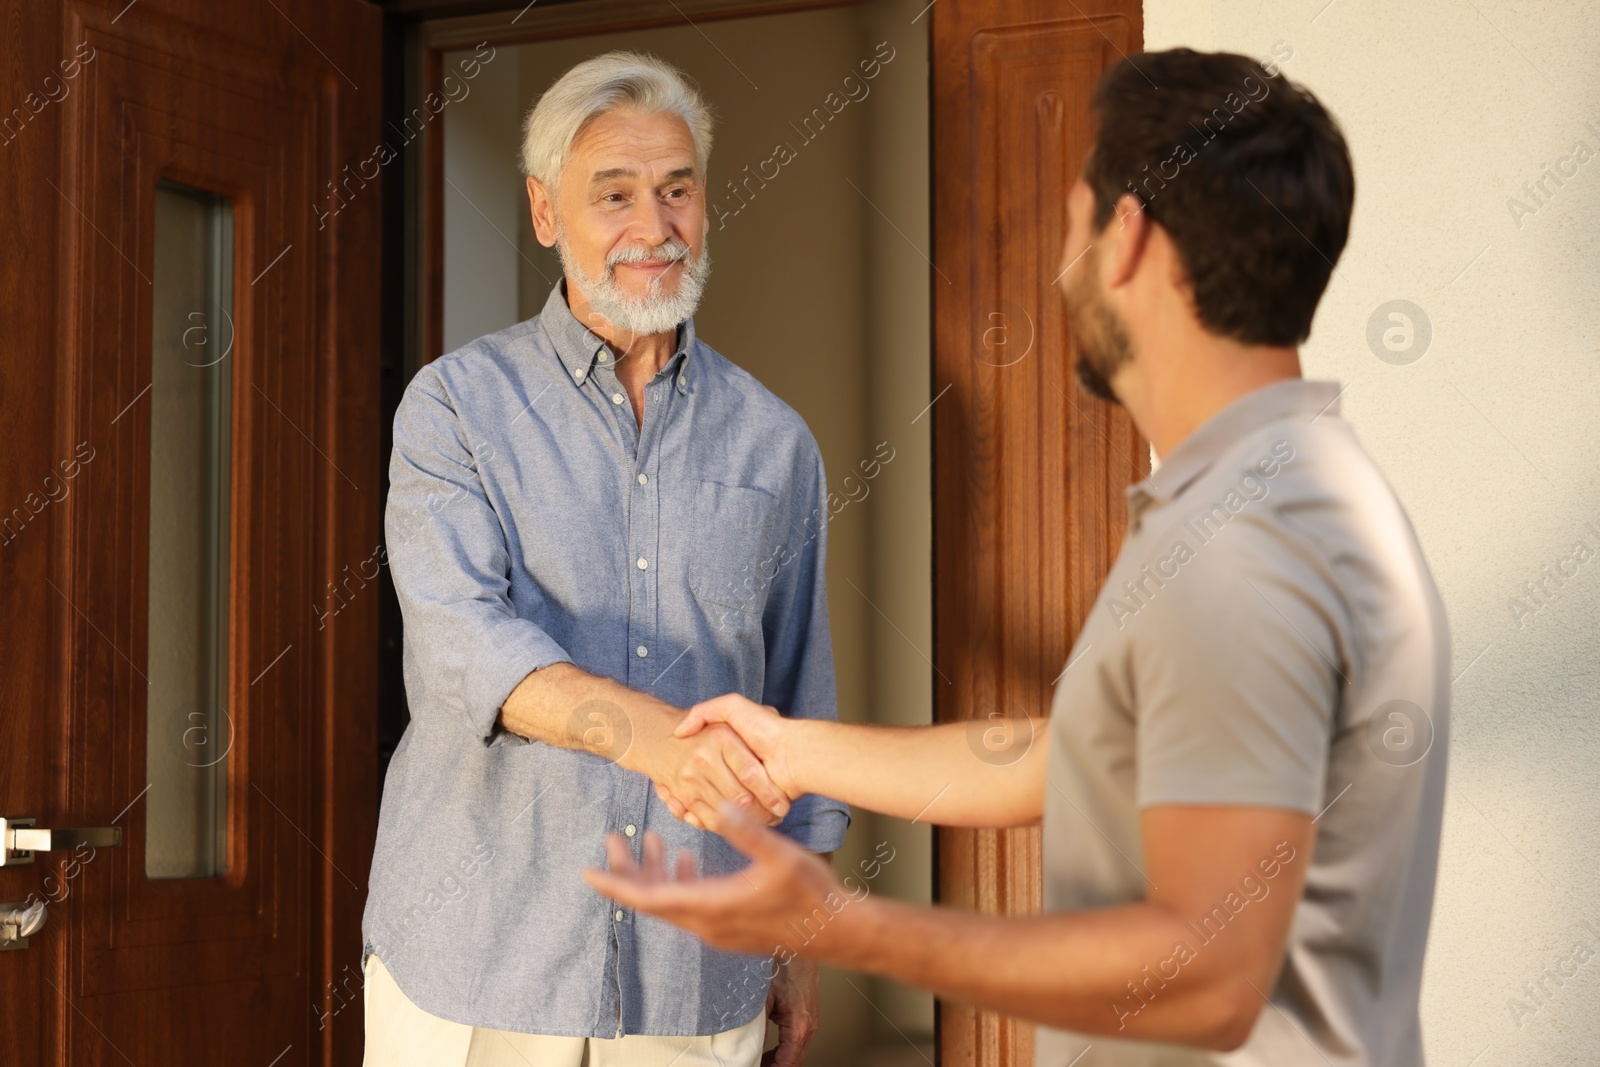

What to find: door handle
left=0, top=817, right=123, bottom=867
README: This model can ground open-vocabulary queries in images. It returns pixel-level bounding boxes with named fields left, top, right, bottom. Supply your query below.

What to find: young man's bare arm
left=669, top=694, right=1047, bottom=828
left=587, top=803, right=1314, bottom=1050
left=830, top=806, right=1312, bottom=1047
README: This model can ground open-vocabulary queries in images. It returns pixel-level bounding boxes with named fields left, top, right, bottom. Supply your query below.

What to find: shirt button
left=624, top=824, right=637, bottom=837
left=611, top=392, right=625, bottom=405
left=636, top=557, right=648, bottom=570
left=614, top=909, right=625, bottom=922
left=598, top=352, right=608, bottom=362
left=636, top=645, right=648, bottom=658
left=637, top=473, right=648, bottom=486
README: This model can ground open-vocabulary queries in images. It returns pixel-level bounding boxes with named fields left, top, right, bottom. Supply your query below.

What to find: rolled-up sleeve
left=386, top=369, right=573, bottom=745
left=761, top=441, right=851, bottom=852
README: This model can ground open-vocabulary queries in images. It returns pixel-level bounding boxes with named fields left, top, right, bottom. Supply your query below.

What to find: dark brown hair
left=1084, top=49, right=1355, bottom=346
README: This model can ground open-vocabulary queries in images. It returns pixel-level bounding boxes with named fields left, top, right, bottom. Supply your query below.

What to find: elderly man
left=361, top=52, right=849, bottom=1067
left=588, top=49, right=1451, bottom=1067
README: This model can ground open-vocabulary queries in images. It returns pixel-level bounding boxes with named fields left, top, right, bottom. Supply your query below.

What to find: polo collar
left=1127, top=378, right=1344, bottom=523
left=540, top=279, right=696, bottom=394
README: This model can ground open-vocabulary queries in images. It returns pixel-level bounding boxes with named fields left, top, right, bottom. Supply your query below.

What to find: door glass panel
left=145, top=180, right=233, bottom=880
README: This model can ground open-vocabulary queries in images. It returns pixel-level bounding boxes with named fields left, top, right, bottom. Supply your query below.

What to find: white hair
left=520, top=51, right=714, bottom=194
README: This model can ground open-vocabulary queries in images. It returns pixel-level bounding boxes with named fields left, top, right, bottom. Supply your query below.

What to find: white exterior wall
left=1143, top=4, right=1600, bottom=1062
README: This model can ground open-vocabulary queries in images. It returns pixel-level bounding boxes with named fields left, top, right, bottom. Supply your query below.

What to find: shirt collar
left=1127, top=378, right=1344, bottom=527
left=540, top=279, right=696, bottom=394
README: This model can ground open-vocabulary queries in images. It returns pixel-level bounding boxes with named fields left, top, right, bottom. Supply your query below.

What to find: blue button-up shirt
left=361, top=281, right=851, bottom=1038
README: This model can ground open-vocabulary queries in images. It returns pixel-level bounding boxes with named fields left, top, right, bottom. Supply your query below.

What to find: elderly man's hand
left=764, top=955, right=822, bottom=1067
left=645, top=719, right=790, bottom=832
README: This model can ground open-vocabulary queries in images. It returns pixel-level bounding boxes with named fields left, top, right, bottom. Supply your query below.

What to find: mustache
left=606, top=239, right=691, bottom=270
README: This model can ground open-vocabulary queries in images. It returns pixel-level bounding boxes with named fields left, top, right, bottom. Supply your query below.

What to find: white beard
left=556, top=228, right=712, bottom=337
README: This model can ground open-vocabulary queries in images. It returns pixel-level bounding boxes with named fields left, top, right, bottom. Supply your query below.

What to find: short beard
left=1063, top=241, right=1133, bottom=404
left=556, top=227, right=712, bottom=338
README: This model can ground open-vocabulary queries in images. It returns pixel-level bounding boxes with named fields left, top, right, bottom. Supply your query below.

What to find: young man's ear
left=1102, top=192, right=1150, bottom=291
left=527, top=177, right=558, bottom=248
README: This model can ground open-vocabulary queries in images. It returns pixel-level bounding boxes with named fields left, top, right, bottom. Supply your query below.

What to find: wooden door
left=0, top=1, right=382, bottom=1064
left=930, top=2, right=1146, bottom=1065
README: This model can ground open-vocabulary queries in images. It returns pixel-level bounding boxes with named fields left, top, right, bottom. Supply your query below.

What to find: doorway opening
left=389, top=2, right=936, bottom=1062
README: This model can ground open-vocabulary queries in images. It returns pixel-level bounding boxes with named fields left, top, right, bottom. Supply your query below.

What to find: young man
left=588, top=49, right=1451, bottom=1066
left=363, top=52, right=848, bottom=1067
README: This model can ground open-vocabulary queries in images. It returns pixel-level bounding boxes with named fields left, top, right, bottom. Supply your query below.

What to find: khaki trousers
left=362, top=955, right=768, bottom=1067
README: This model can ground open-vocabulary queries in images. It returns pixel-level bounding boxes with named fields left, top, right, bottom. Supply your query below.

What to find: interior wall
left=440, top=43, right=523, bottom=354
left=1143, top=3, right=1600, bottom=1062
left=441, top=5, right=933, bottom=1063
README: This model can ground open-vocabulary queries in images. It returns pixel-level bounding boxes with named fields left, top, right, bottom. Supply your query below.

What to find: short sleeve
left=1128, top=513, right=1345, bottom=814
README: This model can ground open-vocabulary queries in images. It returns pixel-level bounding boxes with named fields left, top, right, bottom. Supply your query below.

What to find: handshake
left=505, top=664, right=829, bottom=834
left=519, top=660, right=1038, bottom=836
left=634, top=694, right=798, bottom=834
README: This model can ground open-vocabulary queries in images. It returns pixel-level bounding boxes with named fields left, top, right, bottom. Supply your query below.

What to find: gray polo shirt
left=362, top=282, right=850, bottom=1038
left=1036, top=380, right=1450, bottom=1066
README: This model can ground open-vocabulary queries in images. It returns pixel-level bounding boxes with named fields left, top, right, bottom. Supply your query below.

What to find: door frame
left=928, top=4, right=1147, bottom=1065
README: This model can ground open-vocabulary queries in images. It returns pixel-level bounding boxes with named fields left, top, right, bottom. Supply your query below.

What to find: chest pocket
left=688, top=479, right=782, bottom=615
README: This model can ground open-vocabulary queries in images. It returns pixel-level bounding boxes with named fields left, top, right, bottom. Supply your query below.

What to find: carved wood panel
left=931, top=5, right=1147, bottom=1065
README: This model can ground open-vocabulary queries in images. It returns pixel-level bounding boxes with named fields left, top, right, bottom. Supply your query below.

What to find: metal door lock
left=1, top=817, right=123, bottom=867
left=0, top=899, right=47, bottom=951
